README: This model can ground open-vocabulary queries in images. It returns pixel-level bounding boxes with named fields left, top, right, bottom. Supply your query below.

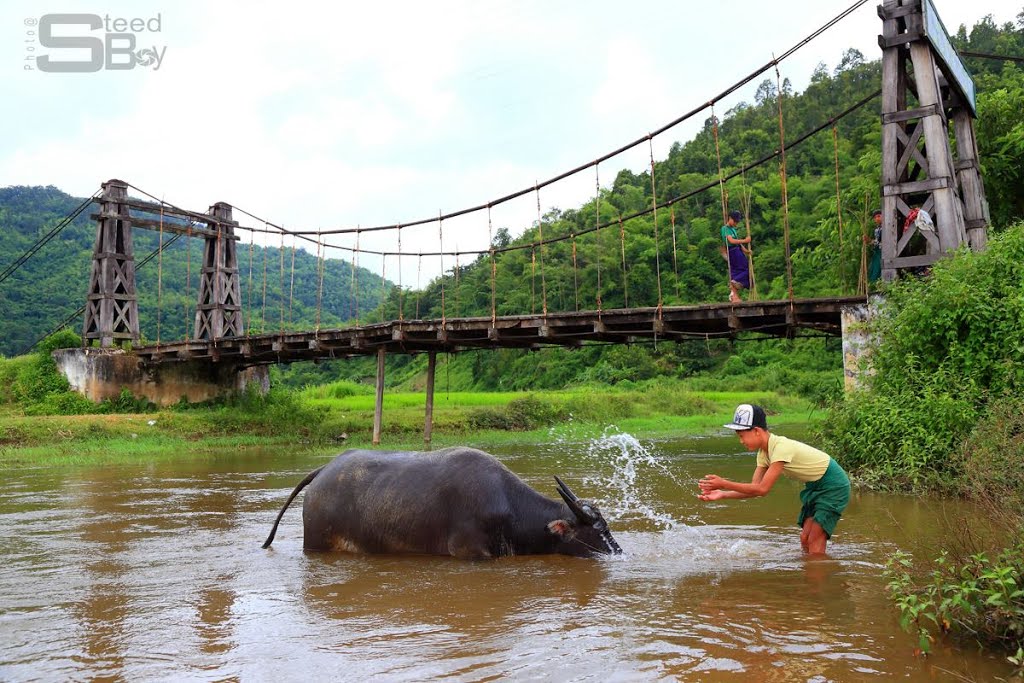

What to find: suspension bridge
left=1, top=0, right=992, bottom=443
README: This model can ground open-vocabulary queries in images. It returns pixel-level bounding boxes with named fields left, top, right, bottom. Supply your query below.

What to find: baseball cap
left=728, top=210, right=742, bottom=222
left=724, top=404, right=767, bottom=431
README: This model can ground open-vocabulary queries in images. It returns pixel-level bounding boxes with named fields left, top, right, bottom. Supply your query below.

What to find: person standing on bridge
left=721, top=210, right=751, bottom=303
left=864, top=209, right=882, bottom=285
left=697, top=404, right=851, bottom=555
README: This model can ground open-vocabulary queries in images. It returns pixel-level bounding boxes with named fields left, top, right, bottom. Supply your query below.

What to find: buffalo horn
left=554, top=476, right=590, bottom=521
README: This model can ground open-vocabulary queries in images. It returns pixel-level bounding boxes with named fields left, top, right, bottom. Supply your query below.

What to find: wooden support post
left=372, top=347, right=385, bottom=445
left=879, top=3, right=903, bottom=282
left=83, top=179, right=140, bottom=347
left=952, top=109, right=990, bottom=250
left=907, top=41, right=964, bottom=251
left=424, top=351, right=436, bottom=448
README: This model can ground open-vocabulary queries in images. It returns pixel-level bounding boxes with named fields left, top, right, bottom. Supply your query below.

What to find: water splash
left=581, top=428, right=681, bottom=530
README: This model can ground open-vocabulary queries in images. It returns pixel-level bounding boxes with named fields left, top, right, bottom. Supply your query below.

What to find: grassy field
left=0, top=379, right=820, bottom=468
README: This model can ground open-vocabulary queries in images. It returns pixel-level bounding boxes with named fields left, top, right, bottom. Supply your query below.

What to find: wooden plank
left=89, top=213, right=236, bottom=240
left=909, top=41, right=965, bottom=251
left=952, top=108, right=989, bottom=249
left=130, top=298, right=870, bottom=364
left=883, top=176, right=951, bottom=196
left=878, top=31, right=923, bottom=50
left=880, top=6, right=902, bottom=190
left=120, top=198, right=236, bottom=228
left=886, top=254, right=942, bottom=268
left=894, top=123, right=929, bottom=179
left=881, top=104, right=941, bottom=124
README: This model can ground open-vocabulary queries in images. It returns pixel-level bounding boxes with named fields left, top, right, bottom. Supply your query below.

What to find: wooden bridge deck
left=131, top=296, right=867, bottom=365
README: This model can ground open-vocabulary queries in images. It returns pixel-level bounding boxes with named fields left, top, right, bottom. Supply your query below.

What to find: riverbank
left=0, top=383, right=820, bottom=467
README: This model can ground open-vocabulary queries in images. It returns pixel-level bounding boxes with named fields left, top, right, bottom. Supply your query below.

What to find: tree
left=834, top=48, right=865, bottom=75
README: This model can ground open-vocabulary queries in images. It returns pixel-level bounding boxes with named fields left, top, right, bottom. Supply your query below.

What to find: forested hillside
left=0, top=185, right=388, bottom=357
left=2, top=13, right=1021, bottom=395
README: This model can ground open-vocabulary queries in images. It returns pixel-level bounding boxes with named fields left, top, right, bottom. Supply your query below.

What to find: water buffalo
left=262, top=447, right=622, bottom=559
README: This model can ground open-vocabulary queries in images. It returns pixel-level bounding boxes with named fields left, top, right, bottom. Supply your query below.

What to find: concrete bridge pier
left=840, top=297, right=881, bottom=391
left=54, top=348, right=268, bottom=406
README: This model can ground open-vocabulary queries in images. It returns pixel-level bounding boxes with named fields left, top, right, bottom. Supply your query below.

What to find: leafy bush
left=954, top=397, right=1024, bottom=530
left=563, top=392, right=637, bottom=423
left=822, top=222, right=1024, bottom=486
left=820, top=367, right=979, bottom=486
left=635, top=383, right=717, bottom=416
left=688, top=337, right=843, bottom=405
left=24, top=390, right=97, bottom=416
left=203, top=388, right=328, bottom=437
left=0, top=356, right=29, bottom=404
left=831, top=224, right=1024, bottom=665
left=468, top=394, right=565, bottom=431
left=886, top=546, right=1024, bottom=672
left=869, top=226, right=1024, bottom=400
left=98, top=388, right=156, bottom=414
left=36, top=329, right=81, bottom=354
left=12, top=331, right=93, bottom=413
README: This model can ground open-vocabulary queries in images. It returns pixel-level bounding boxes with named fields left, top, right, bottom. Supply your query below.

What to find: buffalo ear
left=547, top=519, right=576, bottom=540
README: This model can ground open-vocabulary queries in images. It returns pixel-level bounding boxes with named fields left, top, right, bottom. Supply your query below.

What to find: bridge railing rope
left=774, top=60, right=796, bottom=305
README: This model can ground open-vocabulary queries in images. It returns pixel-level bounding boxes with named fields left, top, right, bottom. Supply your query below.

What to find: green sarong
left=797, top=459, right=851, bottom=538
left=868, top=247, right=882, bottom=283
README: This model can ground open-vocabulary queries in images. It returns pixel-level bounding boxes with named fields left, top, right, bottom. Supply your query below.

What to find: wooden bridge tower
left=84, top=181, right=243, bottom=347
left=878, top=0, right=989, bottom=280
left=193, top=202, right=244, bottom=341
left=83, top=179, right=139, bottom=348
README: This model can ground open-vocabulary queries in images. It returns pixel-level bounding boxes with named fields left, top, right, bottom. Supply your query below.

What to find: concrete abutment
left=53, top=348, right=269, bottom=406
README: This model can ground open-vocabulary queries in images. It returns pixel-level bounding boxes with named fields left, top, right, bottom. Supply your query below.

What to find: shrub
left=468, top=395, right=565, bottom=431
left=212, top=388, right=328, bottom=437
left=98, top=388, right=156, bottom=414
left=819, top=368, right=979, bottom=486
left=24, top=390, right=97, bottom=416
left=886, top=546, right=1024, bottom=671
left=822, top=222, right=1024, bottom=486
left=36, top=329, right=81, bottom=354
left=955, top=397, right=1024, bottom=530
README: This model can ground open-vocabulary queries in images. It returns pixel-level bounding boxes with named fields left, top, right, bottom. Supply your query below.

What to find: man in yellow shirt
left=698, top=404, right=851, bottom=555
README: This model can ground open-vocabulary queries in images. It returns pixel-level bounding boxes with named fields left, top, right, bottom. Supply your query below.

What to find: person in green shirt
left=864, top=209, right=882, bottom=285
left=720, top=210, right=751, bottom=303
left=698, top=404, right=851, bottom=555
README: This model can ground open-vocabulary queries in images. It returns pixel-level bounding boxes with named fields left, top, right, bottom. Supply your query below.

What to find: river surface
left=0, top=431, right=1012, bottom=681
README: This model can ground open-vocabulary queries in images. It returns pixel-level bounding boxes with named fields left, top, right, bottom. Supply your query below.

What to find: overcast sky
left=2, top=0, right=1020, bottom=284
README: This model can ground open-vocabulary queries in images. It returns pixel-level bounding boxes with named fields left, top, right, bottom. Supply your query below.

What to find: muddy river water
left=0, top=431, right=1012, bottom=681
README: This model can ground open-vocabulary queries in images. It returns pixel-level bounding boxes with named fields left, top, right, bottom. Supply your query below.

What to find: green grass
left=305, top=390, right=529, bottom=410
left=0, top=380, right=819, bottom=467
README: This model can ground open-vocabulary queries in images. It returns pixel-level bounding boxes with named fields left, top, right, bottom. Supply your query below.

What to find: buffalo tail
left=261, top=466, right=325, bottom=548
